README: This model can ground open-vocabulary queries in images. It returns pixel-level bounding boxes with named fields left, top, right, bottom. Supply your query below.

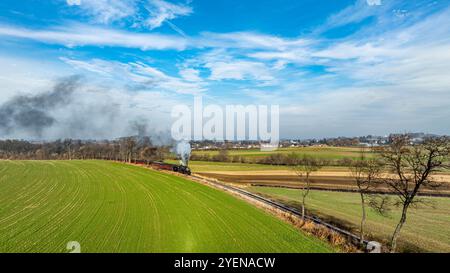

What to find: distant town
left=191, top=132, right=441, bottom=150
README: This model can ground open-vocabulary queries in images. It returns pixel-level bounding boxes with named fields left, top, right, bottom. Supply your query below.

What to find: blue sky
left=0, top=0, right=450, bottom=139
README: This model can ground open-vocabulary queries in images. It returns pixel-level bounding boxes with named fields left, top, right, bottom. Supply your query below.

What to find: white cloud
left=66, top=0, right=136, bottom=24
left=65, top=0, right=193, bottom=31
left=66, top=0, right=81, bottom=6
left=145, top=0, right=193, bottom=30
left=249, top=49, right=312, bottom=65
left=313, top=0, right=396, bottom=37
left=0, top=24, right=188, bottom=50
left=179, top=68, right=202, bottom=82
left=200, top=31, right=310, bottom=50
left=198, top=32, right=314, bottom=67
left=312, top=42, right=396, bottom=62
left=367, top=0, right=382, bottom=6
left=61, top=57, right=206, bottom=94
left=206, top=60, right=274, bottom=83
left=183, top=49, right=278, bottom=84
left=314, top=7, right=450, bottom=90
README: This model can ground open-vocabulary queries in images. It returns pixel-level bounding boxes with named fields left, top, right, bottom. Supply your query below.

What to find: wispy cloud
left=67, top=0, right=81, bottom=5
left=60, top=57, right=206, bottom=94
left=65, top=0, right=193, bottom=32
left=179, top=68, right=202, bottom=82
left=199, top=31, right=310, bottom=50
left=206, top=60, right=275, bottom=83
left=314, top=6, right=450, bottom=89
left=0, top=24, right=188, bottom=50
left=316, top=0, right=389, bottom=34
left=145, top=0, right=193, bottom=30
left=181, top=49, right=278, bottom=85
left=366, top=0, right=381, bottom=6
left=66, top=0, right=136, bottom=24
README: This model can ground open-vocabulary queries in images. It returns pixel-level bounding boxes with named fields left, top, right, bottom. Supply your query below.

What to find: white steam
left=176, top=140, right=191, bottom=166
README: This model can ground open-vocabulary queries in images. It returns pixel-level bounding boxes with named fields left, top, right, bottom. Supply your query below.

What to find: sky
left=0, top=0, right=449, bottom=140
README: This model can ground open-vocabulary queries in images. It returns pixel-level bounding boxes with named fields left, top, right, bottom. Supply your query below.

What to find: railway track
left=191, top=174, right=373, bottom=250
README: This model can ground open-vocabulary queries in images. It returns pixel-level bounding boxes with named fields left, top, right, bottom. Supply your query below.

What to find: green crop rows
left=0, top=160, right=333, bottom=253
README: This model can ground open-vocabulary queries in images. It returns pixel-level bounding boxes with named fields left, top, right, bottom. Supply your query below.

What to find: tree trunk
left=359, top=192, right=366, bottom=246
left=301, top=195, right=306, bottom=222
left=301, top=174, right=311, bottom=224
left=391, top=203, right=409, bottom=253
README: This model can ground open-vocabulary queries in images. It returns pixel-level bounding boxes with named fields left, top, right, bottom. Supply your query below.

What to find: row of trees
left=0, top=137, right=169, bottom=162
left=292, top=136, right=450, bottom=252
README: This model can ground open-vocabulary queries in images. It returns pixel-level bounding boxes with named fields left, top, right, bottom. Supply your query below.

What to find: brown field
left=197, top=170, right=450, bottom=196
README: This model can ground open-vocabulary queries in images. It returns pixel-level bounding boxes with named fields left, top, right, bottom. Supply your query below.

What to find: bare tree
left=63, top=139, right=73, bottom=160
left=120, top=137, right=137, bottom=163
left=350, top=148, right=382, bottom=246
left=379, top=135, right=450, bottom=252
left=140, top=146, right=158, bottom=163
left=292, top=155, right=322, bottom=223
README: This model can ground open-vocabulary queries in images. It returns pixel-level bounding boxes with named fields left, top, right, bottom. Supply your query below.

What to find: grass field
left=0, top=160, right=334, bottom=253
left=166, top=160, right=347, bottom=172
left=193, top=146, right=373, bottom=161
left=248, top=187, right=450, bottom=253
left=167, top=160, right=293, bottom=171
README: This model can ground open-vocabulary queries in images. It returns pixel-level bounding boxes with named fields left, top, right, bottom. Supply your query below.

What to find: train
left=130, top=159, right=192, bottom=175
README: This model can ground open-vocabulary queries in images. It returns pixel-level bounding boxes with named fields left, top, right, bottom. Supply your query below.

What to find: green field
left=166, top=160, right=348, bottom=172
left=167, top=160, right=292, bottom=171
left=248, top=187, right=450, bottom=253
left=193, top=146, right=373, bottom=161
left=0, top=160, right=334, bottom=253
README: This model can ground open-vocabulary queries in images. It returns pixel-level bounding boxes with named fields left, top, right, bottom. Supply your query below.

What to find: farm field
left=248, top=186, right=450, bottom=253
left=192, top=146, right=375, bottom=161
left=197, top=169, right=450, bottom=195
left=166, top=160, right=349, bottom=172
left=0, top=160, right=334, bottom=253
left=175, top=160, right=450, bottom=195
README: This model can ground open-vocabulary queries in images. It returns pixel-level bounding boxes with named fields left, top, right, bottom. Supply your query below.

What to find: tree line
left=0, top=137, right=169, bottom=162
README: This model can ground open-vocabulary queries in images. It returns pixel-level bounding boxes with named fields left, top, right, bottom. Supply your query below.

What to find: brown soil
left=197, top=172, right=450, bottom=196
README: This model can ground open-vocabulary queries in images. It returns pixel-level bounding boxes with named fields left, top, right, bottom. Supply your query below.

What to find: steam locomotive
left=130, top=159, right=192, bottom=175
left=150, top=161, right=192, bottom=175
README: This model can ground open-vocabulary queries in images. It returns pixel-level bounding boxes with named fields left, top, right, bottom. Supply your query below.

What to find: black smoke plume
left=0, top=76, right=80, bottom=137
